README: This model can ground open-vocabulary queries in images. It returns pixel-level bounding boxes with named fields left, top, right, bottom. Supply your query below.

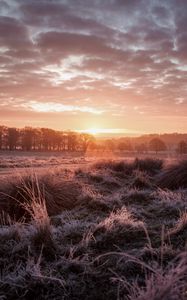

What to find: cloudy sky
left=0, top=0, right=187, bottom=134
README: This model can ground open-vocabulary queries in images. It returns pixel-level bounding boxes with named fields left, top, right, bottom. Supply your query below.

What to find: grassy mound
left=93, top=158, right=163, bottom=176
left=156, top=160, right=187, bottom=189
left=0, top=173, right=81, bottom=222
left=133, top=158, right=163, bottom=175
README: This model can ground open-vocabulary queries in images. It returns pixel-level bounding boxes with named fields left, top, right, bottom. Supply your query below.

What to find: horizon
left=0, top=0, right=187, bottom=132
left=1, top=122, right=187, bottom=139
left=1, top=1, right=187, bottom=298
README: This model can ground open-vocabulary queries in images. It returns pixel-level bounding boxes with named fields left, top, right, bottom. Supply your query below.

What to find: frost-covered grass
left=0, top=158, right=187, bottom=299
left=0, top=151, right=87, bottom=170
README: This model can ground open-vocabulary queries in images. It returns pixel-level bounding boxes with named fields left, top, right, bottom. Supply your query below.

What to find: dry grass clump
left=167, top=213, right=187, bottom=248
left=93, top=158, right=163, bottom=176
left=77, top=186, right=116, bottom=213
left=152, top=189, right=187, bottom=219
left=93, top=160, right=134, bottom=175
left=24, top=192, right=56, bottom=258
left=9, top=175, right=56, bottom=257
left=140, top=191, right=184, bottom=230
left=0, top=172, right=81, bottom=222
left=93, top=207, right=146, bottom=250
left=153, top=189, right=186, bottom=204
left=128, top=254, right=187, bottom=300
left=130, top=170, right=152, bottom=189
left=133, top=158, right=163, bottom=175
left=156, top=160, right=187, bottom=189
left=122, top=189, right=151, bottom=206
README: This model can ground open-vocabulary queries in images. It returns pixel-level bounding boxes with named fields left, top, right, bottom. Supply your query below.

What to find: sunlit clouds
left=24, top=101, right=104, bottom=115
left=0, top=0, right=187, bottom=133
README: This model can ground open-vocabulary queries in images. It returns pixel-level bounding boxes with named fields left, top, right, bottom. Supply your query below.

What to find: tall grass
left=0, top=171, right=81, bottom=222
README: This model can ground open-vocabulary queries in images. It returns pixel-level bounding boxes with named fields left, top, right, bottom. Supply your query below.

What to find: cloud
left=0, top=0, right=186, bottom=132
left=22, top=101, right=104, bottom=114
left=0, top=16, right=32, bottom=48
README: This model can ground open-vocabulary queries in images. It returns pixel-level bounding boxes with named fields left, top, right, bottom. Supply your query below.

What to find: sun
left=78, top=128, right=130, bottom=136
left=81, top=128, right=122, bottom=135
left=83, top=128, right=103, bottom=135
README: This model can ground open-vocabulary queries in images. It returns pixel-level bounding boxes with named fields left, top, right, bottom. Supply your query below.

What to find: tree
left=7, top=128, right=19, bottom=150
left=118, top=142, right=133, bottom=152
left=135, top=143, right=147, bottom=153
left=67, top=132, right=78, bottom=151
left=105, top=139, right=115, bottom=151
left=21, top=127, right=35, bottom=151
left=177, top=140, right=187, bottom=155
left=0, top=125, right=96, bottom=153
left=41, top=128, right=55, bottom=151
left=149, top=138, right=167, bottom=154
left=80, top=133, right=94, bottom=152
left=0, top=126, right=5, bottom=150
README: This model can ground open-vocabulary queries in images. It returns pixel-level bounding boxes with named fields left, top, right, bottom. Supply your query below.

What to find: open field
left=0, top=151, right=88, bottom=175
left=0, top=150, right=186, bottom=177
left=0, top=157, right=187, bottom=299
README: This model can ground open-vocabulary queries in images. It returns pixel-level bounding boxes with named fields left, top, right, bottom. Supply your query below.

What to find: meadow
left=0, top=155, right=187, bottom=299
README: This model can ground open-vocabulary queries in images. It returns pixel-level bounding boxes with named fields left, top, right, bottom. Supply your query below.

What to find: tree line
left=90, top=138, right=187, bottom=155
left=0, top=126, right=94, bottom=152
left=0, top=125, right=186, bottom=154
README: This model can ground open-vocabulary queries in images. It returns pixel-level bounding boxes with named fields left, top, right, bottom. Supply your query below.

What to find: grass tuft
left=156, top=160, right=187, bottom=189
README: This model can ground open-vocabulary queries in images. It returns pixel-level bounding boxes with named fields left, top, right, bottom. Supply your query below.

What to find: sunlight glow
left=24, top=101, right=104, bottom=115
left=79, top=128, right=135, bottom=135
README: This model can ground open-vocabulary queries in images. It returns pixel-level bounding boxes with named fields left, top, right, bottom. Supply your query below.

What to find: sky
left=0, top=0, right=187, bottom=135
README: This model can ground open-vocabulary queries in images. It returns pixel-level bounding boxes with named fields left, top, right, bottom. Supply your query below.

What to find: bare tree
left=7, top=128, right=19, bottom=151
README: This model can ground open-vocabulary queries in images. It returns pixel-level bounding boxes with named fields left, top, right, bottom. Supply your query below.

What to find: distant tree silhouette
left=135, top=143, right=147, bottom=153
left=118, top=142, right=133, bottom=151
left=149, top=138, right=167, bottom=154
left=67, top=132, right=78, bottom=151
left=105, top=139, right=115, bottom=151
left=0, top=126, right=5, bottom=150
left=81, top=133, right=94, bottom=152
left=177, top=140, right=187, bottom=155
left=87, top=141, right=98, bottom=151
left=21, top=127, right=35, bottom=151
left=1, top=125, right=186, bottom=155
left=7, top=128, right=19, bottom=150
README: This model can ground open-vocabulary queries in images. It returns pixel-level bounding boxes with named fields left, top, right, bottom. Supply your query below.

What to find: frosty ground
left=0, top=157, right=187, bottom=299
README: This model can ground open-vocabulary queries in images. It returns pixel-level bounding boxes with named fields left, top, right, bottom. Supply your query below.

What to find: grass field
left=0, top=157, right=187, bottom=299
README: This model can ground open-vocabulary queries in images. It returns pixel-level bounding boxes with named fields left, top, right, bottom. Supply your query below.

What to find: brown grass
left=0, top=172, right=81, bottom=222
